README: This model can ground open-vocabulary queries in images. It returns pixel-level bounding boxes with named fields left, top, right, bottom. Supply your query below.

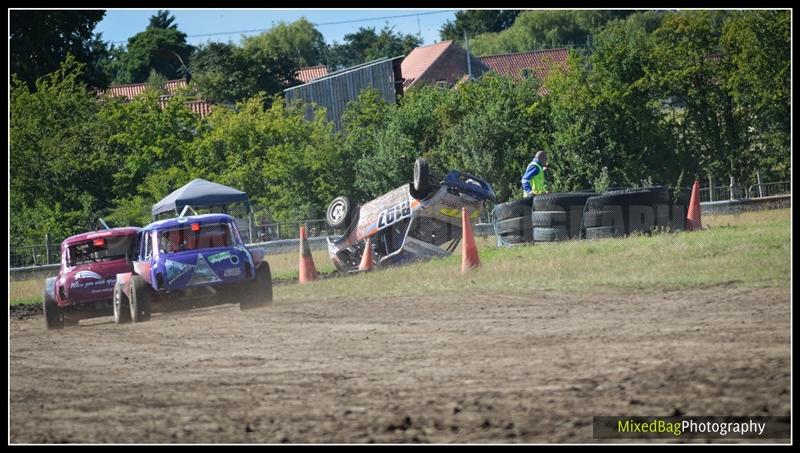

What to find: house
left=296, top=65, right=328, bottom=83
left=103, top=79, right=215, bottom=117
left=479, top=48, right=570, bottom=93
left=400, top=40, right=489, bottom=88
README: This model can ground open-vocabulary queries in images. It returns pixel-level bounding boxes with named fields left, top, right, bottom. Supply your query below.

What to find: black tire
left=42, top=288, right=64, bottom=330
left=640, top=186, right=671, bottom=205
left=495, top=217, right=532, bottom=235
left=113, top=282, right=131, bottom=324
left=413, top=158, right=433, bottom=198
left=326, top=196, right=354, bottom=230
left=531, top=210, right=567, bottom=227
left=585, top=226, right=617, bottom=240
left=493, top=198, right=533, bottom=221
left=240, top=261, right=273, bottom=310
left=670, top=188, right=692, bottom=231
left=130, top=275, right=152, bottom=323
left=498, top=234, right=530, bottom=245
left=533, top=226, right=569, bottom=242
left=584, top=191, right=663, bottom=235
left=582, top=210, right=612, bottom=228
left=532, top=192, right=595, bottom=212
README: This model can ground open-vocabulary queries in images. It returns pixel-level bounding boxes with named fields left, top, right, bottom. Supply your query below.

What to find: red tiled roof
left=105, top=79, right=188, bottom=100
left=401, top=40, right=455, bottom=87
left=480, top=48, right=569, bottom=82
left=297, top=65, right=328, bottom=83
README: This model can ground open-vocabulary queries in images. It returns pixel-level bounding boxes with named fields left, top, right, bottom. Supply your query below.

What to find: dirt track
left=10, top=285, right=790, bottom=443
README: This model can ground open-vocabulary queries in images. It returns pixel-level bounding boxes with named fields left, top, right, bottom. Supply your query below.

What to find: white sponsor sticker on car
left=223, top=267, right=242, bottom=277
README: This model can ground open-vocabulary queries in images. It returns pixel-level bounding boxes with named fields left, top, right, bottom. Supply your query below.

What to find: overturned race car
left=325, top=158, right=495, bottom=272
left=112, top=208, right=272, bottom=324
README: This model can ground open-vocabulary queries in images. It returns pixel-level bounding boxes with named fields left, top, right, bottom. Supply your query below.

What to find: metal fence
left=9, top=242, right=62, bottom=268
left=747, top=181, right=791, bottom=199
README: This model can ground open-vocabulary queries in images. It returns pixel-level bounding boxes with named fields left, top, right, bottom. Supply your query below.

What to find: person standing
left=521, top=150, right=549, bottom=197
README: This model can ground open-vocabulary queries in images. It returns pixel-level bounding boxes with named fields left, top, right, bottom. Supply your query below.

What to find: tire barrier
left=493, top=187, right=689, bottom=246
left=531, top=192, right=596, bottom=240
left=492, top=198, right=534, bottom=245
left=582, top=187, right=679, bottom=236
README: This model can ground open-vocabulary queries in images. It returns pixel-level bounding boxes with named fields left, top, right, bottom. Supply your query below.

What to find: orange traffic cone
left=686, top=179, right=703, bottom=231
left=298, top=226, right=317, bottom=283
left=461, top=207, right=480, bottom=272
left=358, top=237, right=375, bottom=272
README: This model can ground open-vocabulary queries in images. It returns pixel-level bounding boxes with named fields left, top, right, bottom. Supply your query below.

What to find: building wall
left=417, top=46, right=489, bottom=86
left=284, top=58, right=400, bottom=130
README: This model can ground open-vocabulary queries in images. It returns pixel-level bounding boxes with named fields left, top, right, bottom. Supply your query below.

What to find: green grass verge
left=9, top=209, right=790, bottom=305
left=275, top=208, right=790, bottom=302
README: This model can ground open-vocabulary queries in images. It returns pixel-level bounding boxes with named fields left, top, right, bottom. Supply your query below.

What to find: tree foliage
left=190, top=41, right=299, bottom=105
left=10, top=10, right=109, bottom=89
left=105, top=10, right=194, bottom=84
left=326, top=25, right=422, bottom=70
left=242, top=18, right=327, bottom=67
left=440, top=10, right=520, bottom=42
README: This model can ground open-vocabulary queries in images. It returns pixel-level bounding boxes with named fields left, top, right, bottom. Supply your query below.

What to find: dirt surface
left=10, top=285, right=790, bottom=444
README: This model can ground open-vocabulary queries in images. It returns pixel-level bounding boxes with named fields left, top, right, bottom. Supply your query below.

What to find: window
left=157, top=223, right=233, bottom=253
left=67, top=235, right=136, bottom=267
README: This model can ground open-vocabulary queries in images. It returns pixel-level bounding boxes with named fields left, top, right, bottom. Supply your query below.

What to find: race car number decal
left=377, top=200, right=412, bottom=229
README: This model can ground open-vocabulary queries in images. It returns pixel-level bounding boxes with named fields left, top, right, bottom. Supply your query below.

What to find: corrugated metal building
left=283, top=56, right=404, bottom=130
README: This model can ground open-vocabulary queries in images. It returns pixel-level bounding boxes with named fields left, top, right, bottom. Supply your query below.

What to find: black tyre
left=533, top=226, right=569, bottom=242
left=532, top=192, right=595, bottom=212
left=42, top=288, right=64, bottom=330
left=640, top=186, right=671, bottom=205
left=493, top=198, right=533, bottom=221
left=113, top=283, right=131, bottom=324
left=582, top=210, right=612, bottom=228
left=670, top=188, right=692, bottom=231
left=130, top=275, right=152, bottom=323
left=495, top=217, right=532, bottom=235
left=585, top=226, right=618, bottom=240
left=498, top=234, right=530, bottom=245
left=326, top=196, right=354, bottom=230
left=413, top=158, right=433, bottom=198
left=531, top=210, right=567, bottom=227
left=240, top=261, right=273, bottom=310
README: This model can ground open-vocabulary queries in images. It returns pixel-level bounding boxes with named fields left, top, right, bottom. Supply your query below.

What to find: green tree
left=469, top=10, right=632, bottom=56
left=10, top=56, right=115, bottom=244
left=721, top=10, right=790, bottom=179
left=242, top=18, right=327, bottom=67
left=647, top=10, right=747, bottom=184
left=10, top=10, right=110, bottom=89
left=440, top=10, right=520, bottom=41
left=326, top=25, right=422, bottom=70
left=190, top=41, right=299, bottom=105
left=188, top=96, right=343, bottom=220
left=106, top=10, right=193, bottom=84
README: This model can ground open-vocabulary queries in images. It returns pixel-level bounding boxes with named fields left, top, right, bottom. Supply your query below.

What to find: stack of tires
left=531, top=192, right=596, bottom=242
left=582, top=186, right=679, bottom=239
left=492, top=198, right=534, bottom=245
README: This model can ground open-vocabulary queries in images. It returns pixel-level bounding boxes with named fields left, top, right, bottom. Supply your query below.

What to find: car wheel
left=326, top=196, right=354, bottom=230
left=130, top=276, right=152, bottom=323
left=413, top=158, right=433, bottom=199
left=113, top=283, right=131, bottom=324
left=240, top=261, right=273, bottom=310
left=42, top=288, right=64, bottom=330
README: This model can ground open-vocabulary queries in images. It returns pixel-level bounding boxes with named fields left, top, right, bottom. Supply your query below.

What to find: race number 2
left=377, top=200, right=412, bottom=229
